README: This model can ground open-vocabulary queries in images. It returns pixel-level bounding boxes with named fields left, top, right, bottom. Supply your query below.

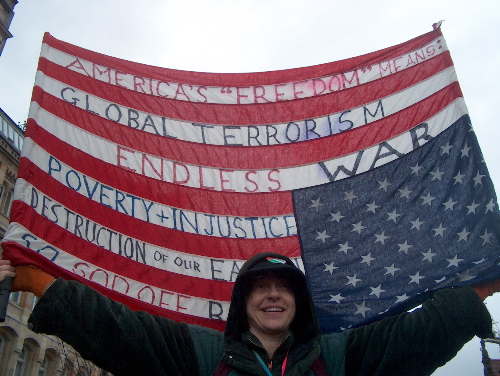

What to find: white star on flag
left=329, top=293, right=345, bottom=304
left=352, top=221, right=367, bottom=234
left=338, top=241, right=353, bottom=254
left=374, top=231, right=390, bottom=245
left=310, top=198, right=324, bottom=212
left=442, top=198, right=457, bottom=211
left=398, top=186, right=412, bottom=199
left=447, top=255, right=464, bottom=268
left=366, top=201, right=380, bottom=214
left=323, top=261, right=338, bottom=274
left=420, top=192, right=436, bottom=206
left=410, top=217, right=425, bottom=231
left=473, top=171, right=485, bottom=186
left=397, top=240, right=413, bottom=254
left=344, top=191, right=357, bottom=203
left=346, top=274, right=362, bottom=287
left=422, top=249, right=437, bottom=262
left=453, top=171, right=465, bottom=185
left=361, top=253, right=376, bottom=266
left=409, top=272, right=425, bottom=284
left=330, top=211, right=345, bottom=222
left=432, top=223, right=447, bottom=237
left=466, top=200, right=480, bottom=215
left=316, top=230, right=331, bottom=243
left=384, top=264, right=401, bottom=276
left=354, top=301, right=372, bottom=317
left=430, top=168, right=445, bottom=181
left=369, top=285, right=386, bottom=298
left=378, top=178, right=391, bottom=191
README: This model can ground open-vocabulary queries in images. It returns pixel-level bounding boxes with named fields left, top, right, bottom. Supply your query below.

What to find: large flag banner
left=2, top=26, right=499, bottom=332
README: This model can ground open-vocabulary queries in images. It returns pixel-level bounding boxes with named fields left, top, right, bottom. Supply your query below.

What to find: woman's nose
left=267, top=284, right=281, bottom=297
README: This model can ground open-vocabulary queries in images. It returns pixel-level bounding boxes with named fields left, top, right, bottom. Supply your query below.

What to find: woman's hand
left=0, top=259, right=15, bottom=282
left=0, top=260, right=55, bottom=297
left=473, top=278, right=500, bottom=300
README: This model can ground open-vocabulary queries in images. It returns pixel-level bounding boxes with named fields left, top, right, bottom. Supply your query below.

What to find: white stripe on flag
left=34, top=65, right=457, bottom=146
left=29, top=98, right=468, bottom=192
left=40, top=37, right=447, bottom=104
left=3, top=222, right=231, bottom=320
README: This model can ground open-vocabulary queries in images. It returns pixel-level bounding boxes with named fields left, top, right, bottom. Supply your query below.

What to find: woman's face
left=246, top=275, right=296, bottom=339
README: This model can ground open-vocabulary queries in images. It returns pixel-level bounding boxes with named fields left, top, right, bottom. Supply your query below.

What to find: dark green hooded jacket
left=28, top=252, right=493, bottom=375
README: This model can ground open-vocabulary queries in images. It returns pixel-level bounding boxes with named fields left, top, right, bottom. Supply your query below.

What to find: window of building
left=13, top=346, right=27, bottom=376
left=0, top=114, right=24, bottom=151
left=0, top=328, right=18, bottom=376
left=0, top=117, right=7, bottom=136
left=3, top=189, right=13, bottom=216
left=16, top=132, right=23, bottom=150
left=10, top=127, right=22, bottom=150
left=9, top=291, right=21, bottom=304
left=43, top=349, right=59, bottom=376
left=7, top=122, right=14, bottom=143
left=38, top=356, right=48, bottom=376
left=11, top=131, right=17, bottom=148
left=0, top=184, right=7, bottom=218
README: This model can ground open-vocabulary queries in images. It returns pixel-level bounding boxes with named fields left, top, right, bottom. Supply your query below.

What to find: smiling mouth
left=263, top=307, right=284, bottom=312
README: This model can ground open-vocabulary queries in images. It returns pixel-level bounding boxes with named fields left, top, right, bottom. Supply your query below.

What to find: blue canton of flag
left=294, top=115, right=500, bottom=333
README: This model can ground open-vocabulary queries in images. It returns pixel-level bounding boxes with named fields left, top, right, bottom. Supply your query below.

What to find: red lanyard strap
left=253, top=350, right=289, bottom=376
left=281, top=350, right=289, bottom=375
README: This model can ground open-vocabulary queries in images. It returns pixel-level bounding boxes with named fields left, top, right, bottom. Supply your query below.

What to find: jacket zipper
left=249, top=333, right=291, bottom=372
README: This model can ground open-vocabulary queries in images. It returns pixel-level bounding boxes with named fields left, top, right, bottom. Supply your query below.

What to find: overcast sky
left=1, top=1, right=500, bottom=374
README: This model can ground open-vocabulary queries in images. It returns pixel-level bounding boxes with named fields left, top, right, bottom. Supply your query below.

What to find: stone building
left=0, top=109, right=111, bottom=376
left=0, top=109, right=73, bottom=375
left=0, top=0, right=18, bottom=55
left=0, top=108, right=22, bottom=238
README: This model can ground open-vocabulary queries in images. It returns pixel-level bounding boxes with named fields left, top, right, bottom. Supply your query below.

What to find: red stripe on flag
left=42, top=29, right=442, bottom=87
left=37, top=50, right=453, bottom=125
left=31, top=80, right=462, bottom=170
left=8, top=202, right=234, bottom=300
left=2, top=242, right=226, bottom=331
left=15, top=161, right=302, bottom=260
left=23, top=120, right=295, bottom=216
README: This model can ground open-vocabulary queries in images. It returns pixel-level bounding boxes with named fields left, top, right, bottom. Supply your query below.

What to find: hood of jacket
left=224, top=252, right=321, bottom=345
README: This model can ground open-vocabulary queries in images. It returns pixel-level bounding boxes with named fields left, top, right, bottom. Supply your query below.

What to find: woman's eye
left=277, top=283, right=291, bottom=291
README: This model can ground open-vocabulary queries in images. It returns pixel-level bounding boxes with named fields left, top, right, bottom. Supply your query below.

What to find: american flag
left=295, top=114, right=500, bottom=332
left=1, top=27, right=499, bottom=333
